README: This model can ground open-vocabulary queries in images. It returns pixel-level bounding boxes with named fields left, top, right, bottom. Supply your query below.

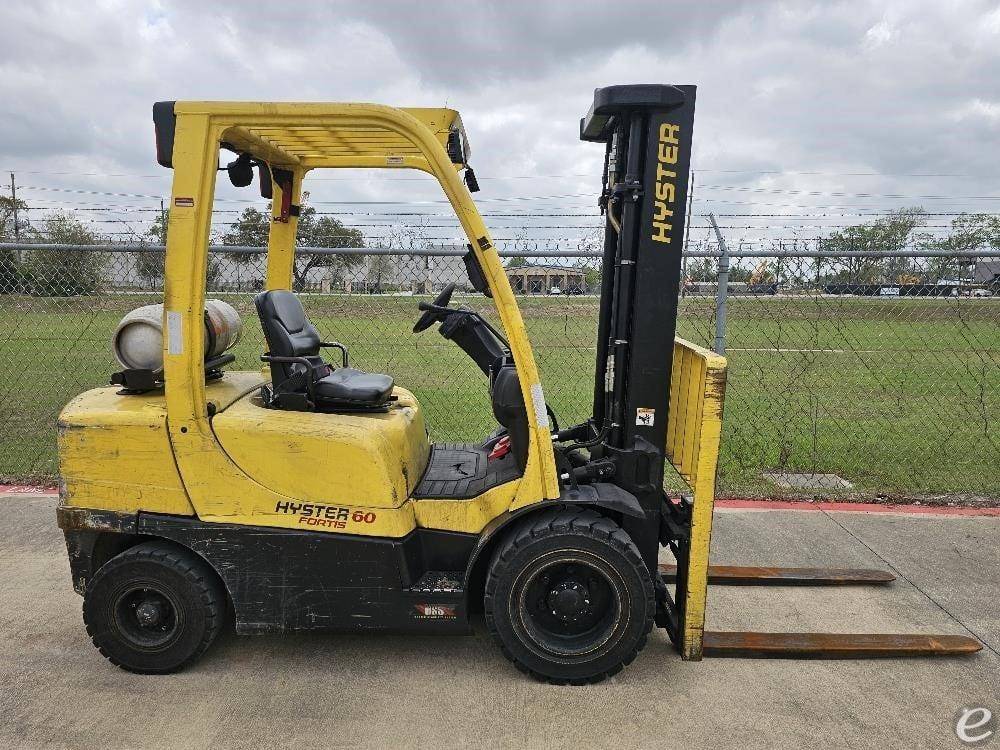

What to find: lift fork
left=659, top=563, right=982, bottom=659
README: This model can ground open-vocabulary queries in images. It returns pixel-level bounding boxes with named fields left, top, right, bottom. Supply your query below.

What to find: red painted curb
left=0, top=484, right=57, bottom=494
left=716, top=498, right=1000, bottom=517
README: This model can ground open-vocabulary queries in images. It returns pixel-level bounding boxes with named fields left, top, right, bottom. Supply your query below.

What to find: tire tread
left=484, top=508, right=655, bottom=685
left=83, top=540, right=225, bottom=674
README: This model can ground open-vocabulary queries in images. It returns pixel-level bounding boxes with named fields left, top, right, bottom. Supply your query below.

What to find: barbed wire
left=6, top=167, right=1000, bottom=179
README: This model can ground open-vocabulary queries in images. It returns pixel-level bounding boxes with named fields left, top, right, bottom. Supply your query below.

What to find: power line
left=22, top=199, right=1000, bottom=220
left=696, top=184, right=1000, bottom=201
left=691, top=167, right=999, bottom=179
left=692, top=197, right=1000, bottom=210
left=7, top=166, right=1000, bottom=180
left=17, top=184, right=597, bottom=205
left=3, top=168, right=597, bottom=182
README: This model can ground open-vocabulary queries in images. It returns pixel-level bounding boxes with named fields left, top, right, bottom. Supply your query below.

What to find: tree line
left=0, top=196, right=366, bottom=295
left=684, top=208, right=1000, bottom=287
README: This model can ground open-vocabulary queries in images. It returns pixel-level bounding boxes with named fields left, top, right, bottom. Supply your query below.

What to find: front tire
left=484, top=509, right=654, bottom=684
left=83, top=540, right=226, bottom=674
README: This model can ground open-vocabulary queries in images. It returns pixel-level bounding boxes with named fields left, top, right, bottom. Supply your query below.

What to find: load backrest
left=665, top=336, right=727, bottom=661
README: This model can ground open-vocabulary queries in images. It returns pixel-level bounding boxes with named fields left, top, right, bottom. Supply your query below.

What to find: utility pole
left=708, top=212, right=730, bottom=356
left=9, top=172, right=19, bottom=241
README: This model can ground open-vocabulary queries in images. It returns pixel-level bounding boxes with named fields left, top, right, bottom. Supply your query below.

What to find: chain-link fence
left=0, top=241, right=998, bottom=500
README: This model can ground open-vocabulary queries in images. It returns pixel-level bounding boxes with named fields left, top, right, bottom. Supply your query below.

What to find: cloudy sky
left=2, top=0, right=999, bottom=248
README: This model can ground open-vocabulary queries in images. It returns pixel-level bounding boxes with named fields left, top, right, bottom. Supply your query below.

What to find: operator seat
left=254, top=289, right=394, bottom=411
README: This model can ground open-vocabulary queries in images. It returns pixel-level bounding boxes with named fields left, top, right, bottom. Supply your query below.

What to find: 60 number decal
left=275, top=501, right=378, bottom=529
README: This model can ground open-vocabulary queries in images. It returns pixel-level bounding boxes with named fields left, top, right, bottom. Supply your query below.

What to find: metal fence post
left=681, top=169, right=694, bottom=298
left=708, top=213, right=729, bottom=356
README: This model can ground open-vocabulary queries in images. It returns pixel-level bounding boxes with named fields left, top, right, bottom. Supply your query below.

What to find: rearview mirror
left=463, top=246, right=493, bottom=298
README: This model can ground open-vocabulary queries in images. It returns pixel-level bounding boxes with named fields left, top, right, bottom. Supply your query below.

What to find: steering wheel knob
left=413, top=283, right=457, bottom=333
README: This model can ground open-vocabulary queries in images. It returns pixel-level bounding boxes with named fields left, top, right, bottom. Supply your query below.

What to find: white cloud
left=950, top=98, right=1000, bottom=123
left=864, top=18, right=898, bottom=49
left=1, top=0, right=998, bottom=247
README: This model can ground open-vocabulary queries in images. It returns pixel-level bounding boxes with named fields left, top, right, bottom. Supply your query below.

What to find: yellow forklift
left=56, top=85, right=980, bottom=683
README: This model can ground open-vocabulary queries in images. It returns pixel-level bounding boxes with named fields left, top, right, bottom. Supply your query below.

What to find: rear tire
left=82, top=540, right=226, bottom=674
left=484, top=509, right=654, bottom=684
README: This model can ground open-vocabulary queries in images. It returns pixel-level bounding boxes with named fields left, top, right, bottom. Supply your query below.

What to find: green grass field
left=1, top=293, right=997, bottom=499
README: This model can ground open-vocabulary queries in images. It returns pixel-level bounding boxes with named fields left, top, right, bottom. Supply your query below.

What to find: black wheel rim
left=512, top=550, right=627, bottom=661
left=111, top=581, right=183, bottom=651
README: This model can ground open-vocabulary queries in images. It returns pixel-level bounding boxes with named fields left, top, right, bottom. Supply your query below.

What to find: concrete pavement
left=1, top=493, right=997, bottom=750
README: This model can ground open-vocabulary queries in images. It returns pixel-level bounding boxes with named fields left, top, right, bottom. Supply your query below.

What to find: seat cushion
left=314, top=367, right=394, bottom=404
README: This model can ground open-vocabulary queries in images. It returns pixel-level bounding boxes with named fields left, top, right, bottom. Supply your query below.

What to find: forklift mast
left=577, top=86, right=980, bottom=664
left=580, top=85, right=696, bottom=566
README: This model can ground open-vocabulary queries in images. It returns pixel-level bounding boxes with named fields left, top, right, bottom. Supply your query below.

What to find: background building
left=505, top=263, right=587, bottom=294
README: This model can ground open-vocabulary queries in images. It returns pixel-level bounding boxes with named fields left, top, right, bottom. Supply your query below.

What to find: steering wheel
left=413, top=283, right=457, bottom=333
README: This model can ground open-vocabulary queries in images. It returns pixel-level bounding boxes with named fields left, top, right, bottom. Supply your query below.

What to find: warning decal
left=636, top=407, right=655, bottom=427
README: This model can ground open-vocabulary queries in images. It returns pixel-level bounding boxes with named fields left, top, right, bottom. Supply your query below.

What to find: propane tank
left=113, top=300, right=243, bottom=374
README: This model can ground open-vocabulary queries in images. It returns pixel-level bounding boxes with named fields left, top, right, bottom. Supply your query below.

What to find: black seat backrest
left=254, top=290, right=321, bottom=384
